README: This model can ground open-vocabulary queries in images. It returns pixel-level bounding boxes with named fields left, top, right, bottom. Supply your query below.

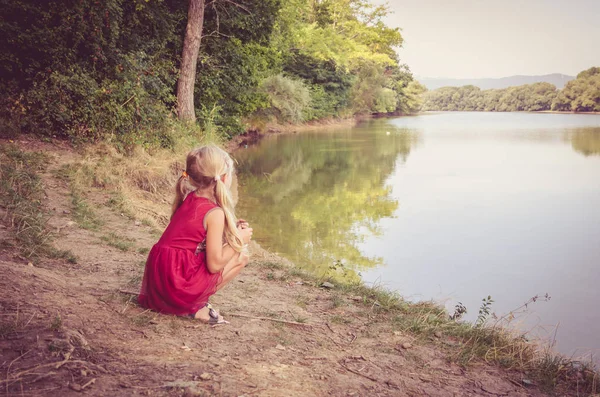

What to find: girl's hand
left=239, top=226, right=253, bottom=244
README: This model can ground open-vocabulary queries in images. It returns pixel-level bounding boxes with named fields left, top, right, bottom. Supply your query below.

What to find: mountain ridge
left=418, top=73, right=575, bottom=90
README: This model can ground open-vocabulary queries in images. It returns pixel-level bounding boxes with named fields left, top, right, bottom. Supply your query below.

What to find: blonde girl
left=139, top=145, right=252, bottom=324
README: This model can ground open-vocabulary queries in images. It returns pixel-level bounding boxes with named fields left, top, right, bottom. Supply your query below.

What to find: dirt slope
left=1, top=140, right=551, bottom=396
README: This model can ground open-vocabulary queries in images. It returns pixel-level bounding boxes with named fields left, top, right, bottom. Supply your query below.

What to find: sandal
left=189, top=303, right=229, bottom=325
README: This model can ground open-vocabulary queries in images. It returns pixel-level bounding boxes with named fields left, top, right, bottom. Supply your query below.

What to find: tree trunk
left=176, top=0, right=205, bottom=122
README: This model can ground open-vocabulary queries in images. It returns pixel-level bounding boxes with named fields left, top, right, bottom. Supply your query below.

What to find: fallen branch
left=227, top=313, right=312, bottom=327
left=339, top=361, right=378, bottom=382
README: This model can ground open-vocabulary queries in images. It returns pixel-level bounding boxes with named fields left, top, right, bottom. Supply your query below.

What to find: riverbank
left=227, top=116, right=361, bottom=152
left=1, top=137, right=598, bottom=396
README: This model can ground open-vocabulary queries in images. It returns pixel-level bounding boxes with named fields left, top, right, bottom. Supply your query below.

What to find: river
left=235, top=112, right=600, bottom=360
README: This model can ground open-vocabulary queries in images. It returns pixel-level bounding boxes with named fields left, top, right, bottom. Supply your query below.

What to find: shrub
left=261, top=74, right=311, bottom=123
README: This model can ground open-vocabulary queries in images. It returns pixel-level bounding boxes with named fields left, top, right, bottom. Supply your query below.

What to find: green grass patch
left=71, top=191, right=102, bottom=230
left=101, top=232, right=135, bottom=251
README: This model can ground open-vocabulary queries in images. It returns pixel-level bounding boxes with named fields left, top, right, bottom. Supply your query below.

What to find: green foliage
left=1, top=0, right=420, bottom=144
left=423, top=68, right=600, bottom=114
left=552, top=67, right=600, bottom=112
left=261, top=75, right=311, bottom=123
left=0, top=0, right=182, bottom=147
left=422, top=83, right=559, bottom=112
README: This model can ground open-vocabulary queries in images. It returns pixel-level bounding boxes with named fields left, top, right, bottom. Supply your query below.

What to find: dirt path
left=1, top=140, right=552, bottom=396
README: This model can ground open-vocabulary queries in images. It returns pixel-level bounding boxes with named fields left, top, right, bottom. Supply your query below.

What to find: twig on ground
left=81, top=378, right=96, bottom=390
left=227, top=313, right=312, bottom=327
left=118, top=289, right=138, bottom=296
left=339, top=361, right=378, bottom=382
left=349, top=333, right=357, bottom=344
left=5, top=349, right=32, bottom=393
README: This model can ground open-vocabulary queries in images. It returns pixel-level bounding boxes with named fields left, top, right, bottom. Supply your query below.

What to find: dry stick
left=227, top=313, right=312, bottom=327
left=339, top=362, right=378, bottom=383
left=118, top=289, right=138, bottom=296
left=81, top=378, right=96, bottom=390
left=5, top=349, right=32, bottom=394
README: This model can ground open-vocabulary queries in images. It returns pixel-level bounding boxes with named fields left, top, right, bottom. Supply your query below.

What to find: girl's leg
left=193, top=253, right=248, bottom=321
left=215, top=252, right=249, bottom=292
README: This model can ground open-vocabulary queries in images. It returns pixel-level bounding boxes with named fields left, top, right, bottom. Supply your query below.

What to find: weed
left=295, top=295, right=309, bottom=309
left=101, top=232, right=135, bottom=251
left=266, top=272, right=275, bottom=280
left=330, top=315, right=351, bottom=325
left=50, top=248, right=78, bottom=264
left=50, top=314, right=62, bottom=331
left=260, top=261, right=285, bottom=270
left=138, top=247, right=150, bottom=255
left=475, top=295, right=494, bottom=327
left=330, top=294, right=344, bottom=309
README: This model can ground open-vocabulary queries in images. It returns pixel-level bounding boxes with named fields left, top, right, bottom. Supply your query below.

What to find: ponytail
left=214, top=178, right=244, bottom=252
left=171, top=174, right=191, bottom=218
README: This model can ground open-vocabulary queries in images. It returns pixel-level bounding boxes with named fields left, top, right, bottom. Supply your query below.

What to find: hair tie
left=182, top=171, right=188, bottom=178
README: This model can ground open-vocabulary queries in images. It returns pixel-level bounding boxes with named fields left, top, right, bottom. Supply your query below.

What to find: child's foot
left=192, top=303, right=229, bottom=325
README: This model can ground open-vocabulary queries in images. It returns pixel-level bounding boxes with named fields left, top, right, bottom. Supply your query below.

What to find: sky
left=376, top=0, right=600, bottom=79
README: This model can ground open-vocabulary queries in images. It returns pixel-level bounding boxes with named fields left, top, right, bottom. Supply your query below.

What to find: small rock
left=393, top=331, right=402, bottom=336
left=63, top=210, right=71, bottom=214
left=69, top=383, right=82, bottom=392
left=134, top=221, right=141, bottom=226
left=522, top=379, right=534, bottom=386
left=80, top=369, right=87, bottom=377
left=199, top=373, right=212, bottom=381
left=434, top=331, right=443, bottom=338
left=401, top=342, right=412, bottom=349
left=66, top=221, right=75, bottom=227
left=351, top=296, right=362, bottom=302
left=28, top=262, right=34, bottom=267
left=275, top=344, right=286, bottom=350
left=321, top=282, right=335, bottom=289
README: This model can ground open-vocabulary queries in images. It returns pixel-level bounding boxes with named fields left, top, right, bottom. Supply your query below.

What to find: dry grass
left=64, top=128, right=221, bottom=230
left=0, top=144, right=77, bottom=263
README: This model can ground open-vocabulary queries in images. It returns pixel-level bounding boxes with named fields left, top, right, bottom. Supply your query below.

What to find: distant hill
left=418, top=73, right=575, bottom=91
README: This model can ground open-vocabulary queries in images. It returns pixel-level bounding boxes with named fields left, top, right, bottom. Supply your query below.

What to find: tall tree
left=177, top=0, right=205, bottom=122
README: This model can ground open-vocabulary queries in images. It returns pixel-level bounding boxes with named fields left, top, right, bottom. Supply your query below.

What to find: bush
left=261, top=74, right=311, bottom=123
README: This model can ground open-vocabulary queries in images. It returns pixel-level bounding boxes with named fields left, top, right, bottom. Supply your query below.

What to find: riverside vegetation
left=1, top=0, right=425, bottom=149
left=421, top=67, right=600, bottom=113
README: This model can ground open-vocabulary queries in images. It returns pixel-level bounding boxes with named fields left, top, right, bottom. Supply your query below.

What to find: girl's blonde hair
left=173, top=145, right=244, bottom=252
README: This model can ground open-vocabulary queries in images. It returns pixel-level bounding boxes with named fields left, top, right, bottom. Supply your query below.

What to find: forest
left=421, top=67, right=600, bottom=113
left=0, top=0, right=425, bottom=149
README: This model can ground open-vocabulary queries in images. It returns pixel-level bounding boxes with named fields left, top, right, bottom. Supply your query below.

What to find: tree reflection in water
left=566, top=128, right=600, bottom=156
left=235, top=125, right=419, bottom=282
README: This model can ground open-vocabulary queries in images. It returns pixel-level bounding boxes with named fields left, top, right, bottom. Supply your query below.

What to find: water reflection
left=566, top=128, right=600, bottom=156
left=235, top=125, right=418, bottom=280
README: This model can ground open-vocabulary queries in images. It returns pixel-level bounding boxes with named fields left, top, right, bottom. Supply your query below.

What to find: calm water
left=235, top=112, right=600, bottom=359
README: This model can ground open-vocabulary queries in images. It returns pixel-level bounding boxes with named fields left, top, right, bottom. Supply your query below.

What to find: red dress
left=138, top=194, right=223, bottom=316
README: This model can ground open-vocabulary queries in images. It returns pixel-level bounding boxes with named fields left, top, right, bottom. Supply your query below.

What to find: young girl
left=138, top=145, right=252, bottom=324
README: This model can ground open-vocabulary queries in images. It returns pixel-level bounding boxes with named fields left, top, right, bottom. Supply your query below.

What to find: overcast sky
left=377, top=0, right=600, bottom=79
